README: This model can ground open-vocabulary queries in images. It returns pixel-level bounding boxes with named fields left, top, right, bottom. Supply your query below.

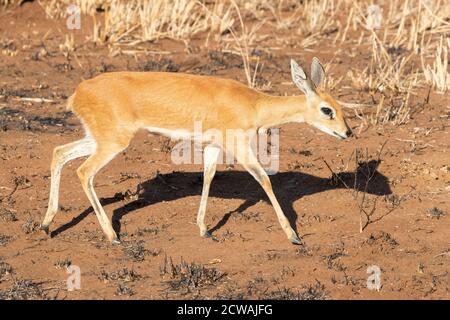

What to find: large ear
left=311, top=57, right=325, bottom=88
left=290, top=59, right=314, bottom=97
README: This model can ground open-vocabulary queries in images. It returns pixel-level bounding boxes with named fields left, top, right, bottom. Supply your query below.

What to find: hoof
left=40, top=224, right=50, bottom=235
left=201, top=231, right=212, bottom=238
left=290, top=236, right=302, bottom=245
left=111, top=238, right=122, bottom=245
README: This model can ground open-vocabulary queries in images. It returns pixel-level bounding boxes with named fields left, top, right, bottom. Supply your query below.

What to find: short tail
left=66, top=93, right=76, bottom=112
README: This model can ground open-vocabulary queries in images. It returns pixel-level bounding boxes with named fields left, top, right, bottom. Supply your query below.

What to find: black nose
left=346, top=128, right=353, bottom=137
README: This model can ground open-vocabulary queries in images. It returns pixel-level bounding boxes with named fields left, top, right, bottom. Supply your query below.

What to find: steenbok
left=41, top=57, right=352, bottom=245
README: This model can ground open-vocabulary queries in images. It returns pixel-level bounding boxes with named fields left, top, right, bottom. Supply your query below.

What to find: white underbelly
left=146, top=126, right=208, bottom=143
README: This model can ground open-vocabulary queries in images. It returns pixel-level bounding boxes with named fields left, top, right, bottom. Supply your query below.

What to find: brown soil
left=0, top=2, right=449, bottom=300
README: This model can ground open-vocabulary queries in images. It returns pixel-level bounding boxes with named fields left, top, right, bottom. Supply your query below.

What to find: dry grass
left=348, top=31, right=419, bottom=125
left=341, top=0, right=449, bottom=125
left=160, top=255, right=226, bottom=296
left=0, top=0, right=19, bottom=8
left=248, top=0, right=341, bottom=34
left=422, top=36, right=449, bottom=93
left=221, top=0, right=263, bottom=88
left=41, top=0, right=235, bottom=44
left=247, top=0, right=343, bottom=48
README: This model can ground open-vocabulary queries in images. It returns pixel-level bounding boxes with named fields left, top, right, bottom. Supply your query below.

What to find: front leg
left=234, top=141, right=301, bottom=245
left=197, top=144, right=221, bottom=237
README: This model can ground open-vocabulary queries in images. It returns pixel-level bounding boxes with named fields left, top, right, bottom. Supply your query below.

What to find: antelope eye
left=321, top=107, right=334, bottom=117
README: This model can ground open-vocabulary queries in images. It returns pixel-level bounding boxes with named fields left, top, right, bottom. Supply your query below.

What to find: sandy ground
left=0, top=2, right=449, bottom=299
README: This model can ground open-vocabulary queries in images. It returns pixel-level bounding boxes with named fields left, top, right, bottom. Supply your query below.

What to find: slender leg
left=76, top=145, right=126, bottom=243
left=41, top=137, right=96, bottom=232
left=197, top=145, right=221, bottom=237
left=234, top=141, right=301, bottom=244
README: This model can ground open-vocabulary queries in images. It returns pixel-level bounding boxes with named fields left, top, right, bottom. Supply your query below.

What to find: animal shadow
left=51, top=160, right=391, bottom=238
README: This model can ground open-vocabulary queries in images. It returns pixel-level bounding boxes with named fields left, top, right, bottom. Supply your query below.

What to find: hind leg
left=41, top=136, right=96, bottom=233
left=77, top=142, right=130, bottom=243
